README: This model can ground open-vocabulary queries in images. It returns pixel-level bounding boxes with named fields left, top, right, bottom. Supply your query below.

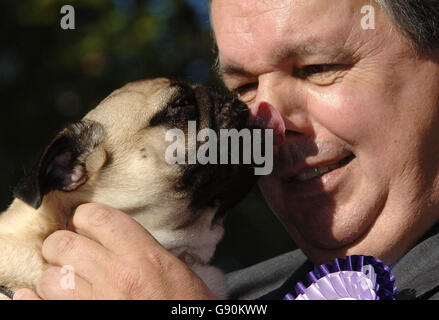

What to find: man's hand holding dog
left=13, top=203, right=216, bottom=300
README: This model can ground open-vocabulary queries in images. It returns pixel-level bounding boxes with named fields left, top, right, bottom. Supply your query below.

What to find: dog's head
left=13, top=78, right=258, bottom=227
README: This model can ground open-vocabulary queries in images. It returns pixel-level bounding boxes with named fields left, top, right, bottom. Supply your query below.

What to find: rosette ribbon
left=284, top=255, right=397, bottom=300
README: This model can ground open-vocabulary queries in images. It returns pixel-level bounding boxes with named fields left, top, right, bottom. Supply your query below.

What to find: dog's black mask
left=150, top=80, right=260, bottom=217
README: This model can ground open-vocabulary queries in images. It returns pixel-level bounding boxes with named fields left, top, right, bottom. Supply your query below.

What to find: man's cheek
left=307, top=87, right=384, bottom=146
left=258, top=175, right=286, bottom=212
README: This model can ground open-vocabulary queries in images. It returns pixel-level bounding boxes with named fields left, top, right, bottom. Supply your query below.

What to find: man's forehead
left=213, top=0, right=292, bottom=17
left=211, top=0, right=294, bottom=40
left=212, top=0, right=366, bottom=76
left=212, top=0, right=366, bottom=16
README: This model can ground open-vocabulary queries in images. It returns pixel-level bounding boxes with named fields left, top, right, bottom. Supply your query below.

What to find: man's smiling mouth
left=287, top=154, right=355, bottom=182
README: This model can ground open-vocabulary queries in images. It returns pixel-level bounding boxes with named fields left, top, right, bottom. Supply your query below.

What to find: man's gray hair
left=208, top=0, right=439, bottom=53
left=375, top=0, right=439, bottom=52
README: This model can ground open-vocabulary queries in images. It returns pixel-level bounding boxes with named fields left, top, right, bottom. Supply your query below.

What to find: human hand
left=13, top=203, right=217, bottom=300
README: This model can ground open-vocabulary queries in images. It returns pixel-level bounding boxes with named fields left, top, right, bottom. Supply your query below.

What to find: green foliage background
left=0, top=0, right=296, bottom=273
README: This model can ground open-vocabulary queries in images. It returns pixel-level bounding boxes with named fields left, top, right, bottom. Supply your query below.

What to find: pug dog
left=0, top=78, right=259, bottom=299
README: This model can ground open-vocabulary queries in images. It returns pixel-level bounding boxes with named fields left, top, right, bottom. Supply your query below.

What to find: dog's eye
left=177, top=98, right=188, bottom=105
left=172, top=96, right=193, bottom=107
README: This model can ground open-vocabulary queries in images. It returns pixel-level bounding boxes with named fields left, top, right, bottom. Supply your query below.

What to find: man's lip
left=278, top=153, right=355, bottom=181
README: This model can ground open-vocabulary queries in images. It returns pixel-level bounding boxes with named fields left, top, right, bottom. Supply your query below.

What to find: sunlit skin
left=212, top=0, right=439, bottom=265
left=12, top=0, right=439, bottom=300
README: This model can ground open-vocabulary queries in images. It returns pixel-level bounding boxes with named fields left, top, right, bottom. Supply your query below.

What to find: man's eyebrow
left=218, top=63, right=254, bottom=78
left=273, top=45, right=316, bottom=61
left=217, top=44, right=317, bottom=78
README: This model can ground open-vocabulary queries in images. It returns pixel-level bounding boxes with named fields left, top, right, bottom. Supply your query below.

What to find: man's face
left=212, top=0, right=439, bottom=264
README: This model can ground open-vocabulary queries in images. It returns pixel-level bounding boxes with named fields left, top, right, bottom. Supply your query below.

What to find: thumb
left=13, top=288, right=42, bottom=300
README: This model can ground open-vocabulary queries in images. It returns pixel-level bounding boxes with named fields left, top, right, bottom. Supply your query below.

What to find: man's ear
left=13, top=120, right=106, bottom=209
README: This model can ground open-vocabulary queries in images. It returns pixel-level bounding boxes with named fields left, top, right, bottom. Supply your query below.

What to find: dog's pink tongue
left=248, top=101, right=286, bottom=146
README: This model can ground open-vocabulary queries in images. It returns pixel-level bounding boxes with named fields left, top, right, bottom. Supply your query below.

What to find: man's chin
left=258, top=165, right=388, bottom=261
left=291, top=230, right=368, bottom=265
left=291, top=223, right=360, bottom=249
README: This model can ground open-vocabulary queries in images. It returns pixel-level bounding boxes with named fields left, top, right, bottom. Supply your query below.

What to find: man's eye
left=293, top=64, right=348, bottom=85
left=233, top=82, right=258, bottom=102
left=295, top=64, right=343, bottom=78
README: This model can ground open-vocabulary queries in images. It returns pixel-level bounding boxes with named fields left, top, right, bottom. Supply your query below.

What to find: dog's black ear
left=14, top=120, right=105, bottom=209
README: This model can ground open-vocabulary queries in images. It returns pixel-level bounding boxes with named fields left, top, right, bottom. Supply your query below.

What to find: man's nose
left=248, top=101, right=286, bottom=146
left=253, top=75, right=312, bottom=137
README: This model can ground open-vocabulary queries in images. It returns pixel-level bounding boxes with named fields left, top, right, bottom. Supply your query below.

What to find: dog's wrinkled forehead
left=83, top=78, right=183, bottom=139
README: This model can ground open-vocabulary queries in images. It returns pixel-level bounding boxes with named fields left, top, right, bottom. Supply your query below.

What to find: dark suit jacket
left=225, top=224, right=439, bottom=300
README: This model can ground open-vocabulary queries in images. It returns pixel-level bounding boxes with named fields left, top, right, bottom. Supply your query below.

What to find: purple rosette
left=284, top=255, right=397, bottom=300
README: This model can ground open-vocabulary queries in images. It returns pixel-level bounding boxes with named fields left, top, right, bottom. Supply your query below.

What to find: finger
left=13, top=288, right=42, bottom=300
left=36, top=266, right=93, bottom=300
left=42, top=230, right=112, bottom=284
left=71, top=203, right=163, bottom=255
